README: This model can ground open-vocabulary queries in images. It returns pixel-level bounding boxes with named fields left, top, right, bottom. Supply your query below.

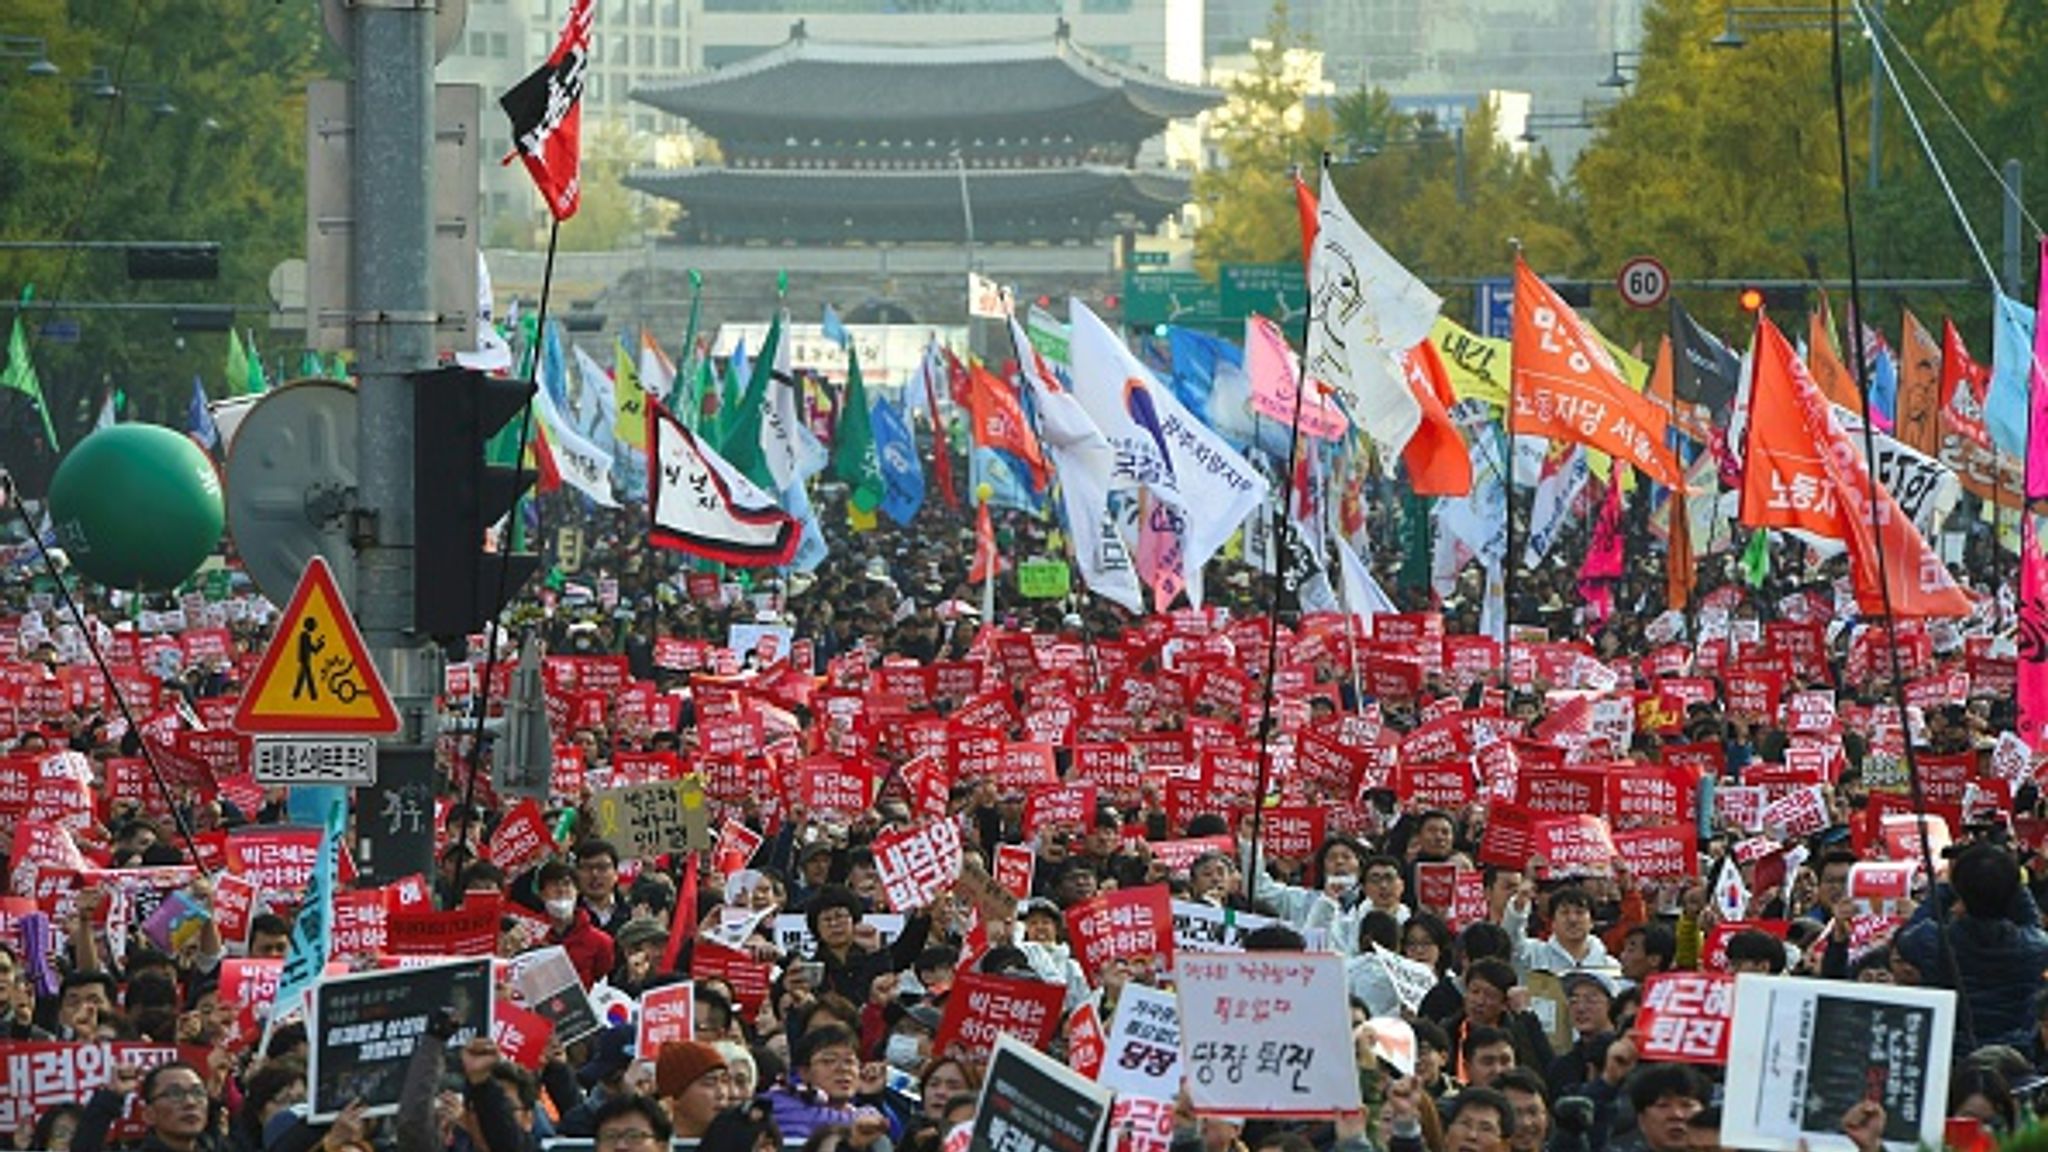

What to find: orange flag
left=1805, top=297, right=1865, bottom=412
left=1666, top=469, right=1695, bottom=613
left=1509, top=256, right=1680, bottom=486
left=968, top=498, right=1004, bottom=583
left=1397, top=340, right=1473, bottom=496
left=1894, top=309, right=1943, bottom=456
left=1741, top=315, right=1972, bottom=618
left=964, top=359, right=1050, bottom=490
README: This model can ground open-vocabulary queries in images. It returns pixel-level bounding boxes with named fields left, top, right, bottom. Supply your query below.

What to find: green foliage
left=0, top=0, right=334, bottom=470
left=1191, top=2, right=1334, bottom=276
left=555, top=120, right=654, bottom=253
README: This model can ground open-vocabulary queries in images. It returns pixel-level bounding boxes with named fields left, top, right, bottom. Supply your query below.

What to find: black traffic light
left=411, top=366, right=540, bottom=640
left=125, top=242, right=220, bottom=281
left=1738, top=284, right=1808, bottom=316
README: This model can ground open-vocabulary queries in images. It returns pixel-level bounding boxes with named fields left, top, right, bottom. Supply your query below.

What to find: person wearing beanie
left=656, top=1040, right=740, bottom=1139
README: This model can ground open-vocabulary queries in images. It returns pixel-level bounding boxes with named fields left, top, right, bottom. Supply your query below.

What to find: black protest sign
left=308, top=958, right=492, bottom=1122
left=968, top=1033, right=1113, bottom=1152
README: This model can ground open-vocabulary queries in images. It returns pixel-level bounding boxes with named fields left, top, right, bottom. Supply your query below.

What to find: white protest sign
left=1721, top=976, right=1954, bottom=1152
left=1372, top=945, right=1442, bottom=1015
left=1175, top=952, right=1361, bottom=1116
left=1171, top=900, right=1328, bottom=953
left=1099, top=982, right=1181, bottom=1099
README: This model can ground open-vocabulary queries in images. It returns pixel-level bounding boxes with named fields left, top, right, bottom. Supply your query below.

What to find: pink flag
left=2030, top=237, right=2048, bottom=500
left=1245, top=315, right=1348, bottom=441
left=1577, top=469, right=1626, bottom=623
left=2022, top=515, right=2048, bottom=750
left=1136, top=489, right=1186, bottom=611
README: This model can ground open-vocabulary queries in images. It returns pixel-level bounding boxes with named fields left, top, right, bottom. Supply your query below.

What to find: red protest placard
left=1398, top=762, right=1474, bottom=809
left=635, top=980, right=694, bottom=1060
left=213, top=872, right=256, bottom=949
left=1023, top=783, right=1096, bottom=839
left=1760, top=784, right=1830, bottom=840
left=1848, top=861, right=1917, bottom=903
left=1066, top=999, right=1106, bottom=1079
left=691, top=942, right=771, bottom=1015
left=898, top=752, right=954, bottom=821
left=792, top=758, right=873, bottom=820
left=331, top=889, right=391, bottom=958
left=932, top=970, right=1066, bottom=1065
left=0, top=1042, right=208, bottom=1139
left=1065, top=886, right=1173, bottom=984
left=488, top=799, right=556, bottom=876
left=1518, top=768, right=1604, bottom=816
left=994, top=843, right=1036, bottom=902
left=1610, top=824, right=1699, bottom=881
left=1530, top=815, right=1617, bottom=879
left=1260, top=807, right=1327, bottom=861
left=385, top=893, right=501, bottom=957
left=493, top=1000, right=555, bottom=1071
left=1146, top=835, right=1234, bottom=875
left=1633, top=972, right=1734, bottom=1065
left=871, top=819, right=964, bottom=913
left=226, top=826, right=356, bottom=891
left=994, top=743, right=1060, bottom=792
left=1701, top=920, right=1788, bottom=972
left=1605, top=765, right=1695, bottom=829
left=712, top=818, right=764, bottom=879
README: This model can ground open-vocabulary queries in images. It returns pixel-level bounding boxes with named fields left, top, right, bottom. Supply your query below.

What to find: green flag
left=1740, top=529, right=1770, bottom=588
left=717, top=312, right=781, bottom=491
left=226, top=329, right=253, bottom=398
left=243, top=330, right=268, bottom=395
left=832, top=346, right=884, bottom=512
left=0, top=309, right=56, bottom=451
left=1398, top=489, right=1434, bottom=593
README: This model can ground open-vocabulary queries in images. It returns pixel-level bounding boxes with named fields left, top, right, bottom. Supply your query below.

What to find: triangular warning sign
left=233, top=557, right=400, bottom=735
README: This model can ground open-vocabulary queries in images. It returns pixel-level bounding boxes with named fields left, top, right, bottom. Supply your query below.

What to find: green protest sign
left=1016, top=559, right=1071, bottom=600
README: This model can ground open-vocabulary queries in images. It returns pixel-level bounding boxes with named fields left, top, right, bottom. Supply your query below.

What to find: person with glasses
left=591, top=1095, right=674, bottom=1152
left=71, top=1061, right=219, bottom=1152
left=1387, top=1076, right=1515, bottom=1152
left=762, top=1023, right=894, bottom=1148
left=805, top=885, right=932, bottom=1009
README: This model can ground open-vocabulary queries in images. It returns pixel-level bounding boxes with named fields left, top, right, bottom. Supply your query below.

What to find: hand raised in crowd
left=320, top=1100, right=369, bottom=1152
left=1383, top=1076, right=1424, bottom=1126
left=1601, top=1035, right=1639, bottom=1087
left=849, top=1108, right=892, bottom=1150
left=1841, top=1100, right=1886, bottom=1152
left=459, top=1037, right=503, bottom=1086
left=858, top=1059, right=889, bottom=1096
left=869, top=971, right=900, bottom=1006
left=107, top=1061, right=146, bottom=1099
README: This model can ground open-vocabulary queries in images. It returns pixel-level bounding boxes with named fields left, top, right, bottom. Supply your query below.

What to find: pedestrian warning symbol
left=232, top=556, right=400, bottom=736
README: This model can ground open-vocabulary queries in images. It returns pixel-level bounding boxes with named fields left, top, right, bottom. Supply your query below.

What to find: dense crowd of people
left=0, top=470, right=2041, bottom=1152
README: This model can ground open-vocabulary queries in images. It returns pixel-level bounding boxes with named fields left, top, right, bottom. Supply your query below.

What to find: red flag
left=1293, top=173, right=1319, bottom=266
left=969, top=500, right=1005, bottom=583
left=1741, top=315, right=1971, bottom=618
left=1397, top=339, right=1473, bottom=496
left=660, top=851, right=698, bottom=977
left=499, top=0, right=595, bottom=220
left=923, top=345, right=960, bottom=510
left=964, top=359, right=1049, bottom=489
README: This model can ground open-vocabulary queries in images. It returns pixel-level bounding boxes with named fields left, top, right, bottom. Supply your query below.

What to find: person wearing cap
left=656, top=1039, right=739, bottom=1140
left=556, top=1022, right=641, bottom=1137
left=1545, top=970, right=1619, bottom=1098
left=788, top=842, right=837, bottom=913
left=612, top=917, right=670, bottom=996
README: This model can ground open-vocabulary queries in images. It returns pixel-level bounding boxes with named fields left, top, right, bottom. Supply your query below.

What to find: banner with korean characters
left=1064, top=886, right=1173, bottom=983
left=1633, top=971, right=1734, bottom=1065
left=932, top=970, right=1066, bottom=1066
left=872, top=818, right=964, bottom=913
left=968, top=1034, right=1114, bottom=1152
left=1175, top=952, right=1361, bottom=1116
left=0, top=1042, right=208, bottom=1139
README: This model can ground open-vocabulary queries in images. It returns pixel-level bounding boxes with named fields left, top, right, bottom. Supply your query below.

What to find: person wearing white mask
left=1249, top=834, right=1375, bottom=954
left=535, top=859, right=617, bottom=987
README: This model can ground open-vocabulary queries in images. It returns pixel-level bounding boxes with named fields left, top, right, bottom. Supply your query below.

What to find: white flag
left=571, top=344, right=618, bottom=451
left=649, top=404, right=800, bottom=567
left=533, top=375, right=619, bottom=507
left=638, top=330, right=676, bottom=401
left=1337, top=537, right=1397, bottom=621
left=457, top=251, right=514, bottom=373
left=1067, top=299, right=1267, bottom=598
left=1304, top=169, right=1440, bottom=460
left=1010, top=316, right=1144, bottom=613
left=759, top=313, right=814, bottom=490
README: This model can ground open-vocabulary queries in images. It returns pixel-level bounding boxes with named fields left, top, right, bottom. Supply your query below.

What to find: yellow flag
left=614, top=338, right=648, bottom=451
left=1429, top=317, right=1510, bottom=409
left=847, top=502, right=877, bottom=533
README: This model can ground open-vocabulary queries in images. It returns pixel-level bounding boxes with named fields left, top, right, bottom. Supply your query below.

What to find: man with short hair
left=1897, top=842, right=2048, bottom=1050
left=1361, top=854, right=1412, bottom=926
left=573, top=839, right=632, bottom=936
left=1496, top=1068, right=1552, bottom=1152
left=1807, top=849, right=1859, bottom=924
left=1461, top=1025, right=1520, bottom=1088
left=1618, top=923, right=1676, bottom=983
left=1546, top=971, right=1618, bottom=1097
left=1505, top=885, right=1612, bottom=975
left=1611, top=1064, right=1709, bottom=1152
left=73, top=1059, right=221, bottom=1152
left=591, top=1094, right=673, bottom=1152
left=248, top=913, right=292, bottom=960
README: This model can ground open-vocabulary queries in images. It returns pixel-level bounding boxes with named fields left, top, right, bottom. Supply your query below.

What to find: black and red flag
left=499, top=0, right=594, bottom=220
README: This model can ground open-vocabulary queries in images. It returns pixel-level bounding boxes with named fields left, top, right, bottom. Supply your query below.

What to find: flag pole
left=451, top=216, right=561, bottom=905
left=1247, top=155, right=1327, bottom=884
left=1502, top=242, right=1522, bottom=689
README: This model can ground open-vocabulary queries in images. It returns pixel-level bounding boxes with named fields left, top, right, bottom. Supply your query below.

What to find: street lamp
left=0, top=35, right=57, bottom=78
left=1707, top=2, right=1881, bottom=190
left=1599, top=50, right=1642, bottom=89
left=1518, top=102, right=1614, bottom=145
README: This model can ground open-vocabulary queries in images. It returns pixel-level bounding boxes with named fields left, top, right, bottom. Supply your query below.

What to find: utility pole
left=348, top=1, right=441, bottom=888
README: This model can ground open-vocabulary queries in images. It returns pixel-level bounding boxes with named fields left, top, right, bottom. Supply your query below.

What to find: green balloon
left=48, top=425, right=224, bottom=590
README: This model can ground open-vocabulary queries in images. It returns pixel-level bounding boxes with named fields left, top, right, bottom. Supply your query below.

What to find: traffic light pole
left=349, top=0, right=441, bottom=888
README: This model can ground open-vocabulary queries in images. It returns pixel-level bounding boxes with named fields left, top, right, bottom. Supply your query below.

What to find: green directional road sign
left=1220, top=263, right=1308, bottom=324
left=1122, top=270, right=1222, bottom=328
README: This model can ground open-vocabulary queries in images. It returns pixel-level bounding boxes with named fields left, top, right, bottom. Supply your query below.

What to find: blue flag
left=185, top=376, right=218, bottom=450
left=1164, top=326, right=1243, bottom=420
left=780, top=478, right=829, bottom=573
left=871, top=397, right=924, bottom=526
left=271, top=797, right=346, bottom=1024
left=822, top=303, right=850, bottom=350
left=971, top=446, right=1046, bottom=516
left=1986, top=290, right=2036, bottom=460
left=541, top=320, right=572, bottom=418
left=1867, top=345, right=1898, bottom=428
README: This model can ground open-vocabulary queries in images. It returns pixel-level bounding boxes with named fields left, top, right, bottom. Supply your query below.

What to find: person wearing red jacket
left=538, top=859, right=617, bottom=987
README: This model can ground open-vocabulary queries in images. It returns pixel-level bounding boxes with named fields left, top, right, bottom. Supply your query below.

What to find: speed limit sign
left=1615, top=256, right=1671, bottom=310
